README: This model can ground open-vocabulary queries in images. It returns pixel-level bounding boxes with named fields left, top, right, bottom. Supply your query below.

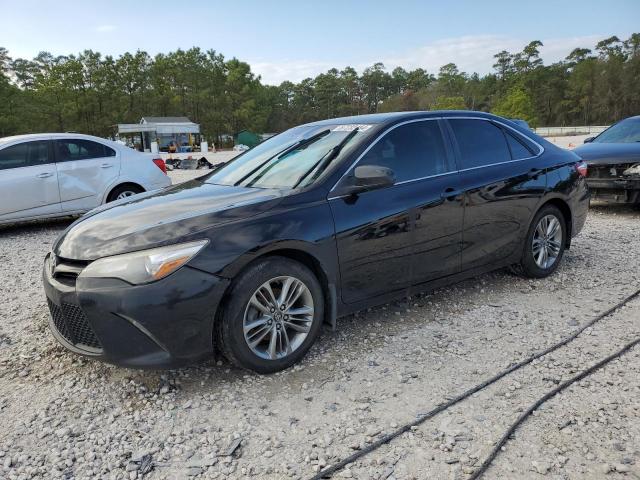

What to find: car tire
left=107, top=184, right=144, bottom=202
left=513, top=204, right=567, bottom=278
left=218, top=256, right=324, bottom=374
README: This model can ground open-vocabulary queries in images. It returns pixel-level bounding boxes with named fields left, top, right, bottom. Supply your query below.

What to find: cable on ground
left=468, top=335, right=640, bottom=479
left=308, top=287, right=640, bottom=480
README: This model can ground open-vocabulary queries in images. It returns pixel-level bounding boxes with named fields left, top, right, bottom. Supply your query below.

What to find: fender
left=219, top=239, right=340, bottom=330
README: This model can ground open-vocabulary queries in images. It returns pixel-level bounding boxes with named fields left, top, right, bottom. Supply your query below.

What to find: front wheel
left=513, top=205, right=567, bottom=278
left=218, top=257, right=324, bottom=373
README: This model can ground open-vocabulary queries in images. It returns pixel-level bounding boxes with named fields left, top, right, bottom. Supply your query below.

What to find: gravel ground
left=0, top=194, right=639, bottom=480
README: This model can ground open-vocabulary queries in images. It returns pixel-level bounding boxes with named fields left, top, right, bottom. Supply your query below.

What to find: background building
left=117, top=117, right=201, bottom=152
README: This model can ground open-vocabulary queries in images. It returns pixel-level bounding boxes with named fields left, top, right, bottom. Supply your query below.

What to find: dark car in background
left=574, top=115, right=640, bottom=205
left=43, top=111, right=590, bottom=373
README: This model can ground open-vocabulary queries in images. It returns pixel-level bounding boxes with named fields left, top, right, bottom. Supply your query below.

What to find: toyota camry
left=43, top=111, right=590, bottom=373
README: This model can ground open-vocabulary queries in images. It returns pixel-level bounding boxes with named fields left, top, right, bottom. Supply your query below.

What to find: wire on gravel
left=308, top=287, right=640, bottom=480
left=468, top=335, right=640, bottom=479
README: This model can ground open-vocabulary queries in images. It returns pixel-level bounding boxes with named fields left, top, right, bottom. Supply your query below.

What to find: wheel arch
left=536, top=197, right=573, bottom=248
left=216, top=245, right=338, bottom=334
left=105, top=181, right=146, bottom=203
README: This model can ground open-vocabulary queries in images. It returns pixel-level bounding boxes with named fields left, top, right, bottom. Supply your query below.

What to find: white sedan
left=0, top=133, right=172, bottom=224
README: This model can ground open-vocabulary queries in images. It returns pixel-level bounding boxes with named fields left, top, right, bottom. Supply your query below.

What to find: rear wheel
left=107, top=184, right=144, bottom=202
left=513, top=205, right=566, bottom=278
left=218, top=257, right=324, bottom=373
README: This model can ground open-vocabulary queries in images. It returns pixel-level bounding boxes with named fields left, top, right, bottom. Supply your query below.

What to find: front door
left=329, top=119, right=462, bottom=304
left=0, top=140, right=61, bottom=221
left=54, top=138, right=120, bottom=212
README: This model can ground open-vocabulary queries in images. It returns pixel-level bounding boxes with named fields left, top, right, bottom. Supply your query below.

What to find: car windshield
left=204, top=125, right=369, bottom=189
left=594, top=117, right=640, bottom=143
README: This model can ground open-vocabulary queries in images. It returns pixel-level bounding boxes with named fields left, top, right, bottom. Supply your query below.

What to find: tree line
left=0, top=33, right=638, bottom=143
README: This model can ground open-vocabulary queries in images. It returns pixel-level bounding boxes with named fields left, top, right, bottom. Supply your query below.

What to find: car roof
left=301, top=110, right=501, bottom=128
left=0, top=133, right=121, bottom=147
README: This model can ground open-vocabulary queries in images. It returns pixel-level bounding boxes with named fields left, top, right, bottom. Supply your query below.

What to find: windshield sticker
left=332, top=124, right=373, bottom=132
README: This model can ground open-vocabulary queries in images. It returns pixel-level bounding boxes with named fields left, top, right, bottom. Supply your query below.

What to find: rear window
left=449, top=119, right=511, bottom=169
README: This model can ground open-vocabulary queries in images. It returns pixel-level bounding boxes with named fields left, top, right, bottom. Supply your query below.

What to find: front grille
left=47, top=299, right=102, bottom=350
left=48, top=300, right=72, bottom=341
left=587, top=163, right=635, bottom=180
left=51, top=256, right=90, bottom=287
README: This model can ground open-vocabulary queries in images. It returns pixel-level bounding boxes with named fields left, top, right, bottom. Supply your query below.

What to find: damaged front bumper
left=586, top=163, right=640, bottom=204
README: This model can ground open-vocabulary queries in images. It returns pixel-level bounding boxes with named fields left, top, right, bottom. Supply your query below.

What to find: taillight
left=153, top=158, right=167, bottom=174
left=575, top=161, right=588, bottom=177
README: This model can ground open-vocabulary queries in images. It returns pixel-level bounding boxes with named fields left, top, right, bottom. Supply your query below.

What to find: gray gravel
left=0, top=200, right=639, bottom=480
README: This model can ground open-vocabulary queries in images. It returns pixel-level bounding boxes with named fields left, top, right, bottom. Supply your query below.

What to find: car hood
left=573, top=142, right=640, bottom=165
left=54, top=180, right=284, bottom=260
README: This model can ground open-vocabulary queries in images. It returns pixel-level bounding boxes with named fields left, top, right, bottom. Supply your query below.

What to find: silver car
left=0, top=133, right=171, bottom=224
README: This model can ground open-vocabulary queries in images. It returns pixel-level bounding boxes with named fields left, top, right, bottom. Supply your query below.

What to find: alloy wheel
left=116, top=191, right=137, bottom=199
left=532, top=214, right=562, bottom=269
left=242, top=276, right=314, bottom=360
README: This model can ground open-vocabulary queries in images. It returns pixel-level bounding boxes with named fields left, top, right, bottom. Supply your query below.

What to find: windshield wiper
left=292, top=128, right=359, bottom=189
left=234, top=129, right=331, bottom=187
left=277, top=129, right=331, bottom=159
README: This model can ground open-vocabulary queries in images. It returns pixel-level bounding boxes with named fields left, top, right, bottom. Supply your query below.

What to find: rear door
left=54, top=138, right=120, bottom=212
left=445, top=118, right=546, bottom=271
left=0, top=140, right=62, bottom=221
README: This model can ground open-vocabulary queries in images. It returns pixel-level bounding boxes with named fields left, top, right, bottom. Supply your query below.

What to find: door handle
left=441, top=187, right=461, bottom=200
left=527, top=168, right=542, bottom=178
left=100, top=163, right=113, bottom=168
left=36, top=172, right=53, bottom=178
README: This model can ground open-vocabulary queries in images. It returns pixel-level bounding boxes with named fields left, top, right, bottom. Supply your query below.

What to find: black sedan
left=574, top=115, right=640, bottom=204
left=43, top=111, right=590, bottom=373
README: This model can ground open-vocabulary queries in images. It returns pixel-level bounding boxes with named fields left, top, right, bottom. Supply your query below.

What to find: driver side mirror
left=584, top=136, right=595, bottom=143
left=340, top=165, right=395, bottom=195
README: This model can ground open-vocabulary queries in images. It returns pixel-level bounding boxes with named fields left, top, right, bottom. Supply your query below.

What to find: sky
left=1, top=0, right=638, bottom=85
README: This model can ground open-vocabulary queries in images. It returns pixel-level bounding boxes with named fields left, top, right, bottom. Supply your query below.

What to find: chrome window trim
left=394, top=169, right=458, bottom=184
left=327, top=169, right=460, bottom=199
left=327, top=115, right=545, bottom=200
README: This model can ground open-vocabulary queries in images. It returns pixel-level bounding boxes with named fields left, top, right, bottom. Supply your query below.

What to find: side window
left=504, top=129, right=535, bottom=159
left=0, top=143, right=28, bottom=170
left=358, top=121, right=449, bottom=183
left=55, top=139, right=112, bottom=161
left=0, top=141, right=51, bottom=170
left=449, top=119, right=511, bottom=169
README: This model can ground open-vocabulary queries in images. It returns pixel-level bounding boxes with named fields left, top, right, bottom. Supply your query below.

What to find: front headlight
left=78, top=240, right=208, bottom=285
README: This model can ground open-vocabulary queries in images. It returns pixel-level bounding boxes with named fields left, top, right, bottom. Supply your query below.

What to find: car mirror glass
left=339, top=165, right=395, bottom=196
